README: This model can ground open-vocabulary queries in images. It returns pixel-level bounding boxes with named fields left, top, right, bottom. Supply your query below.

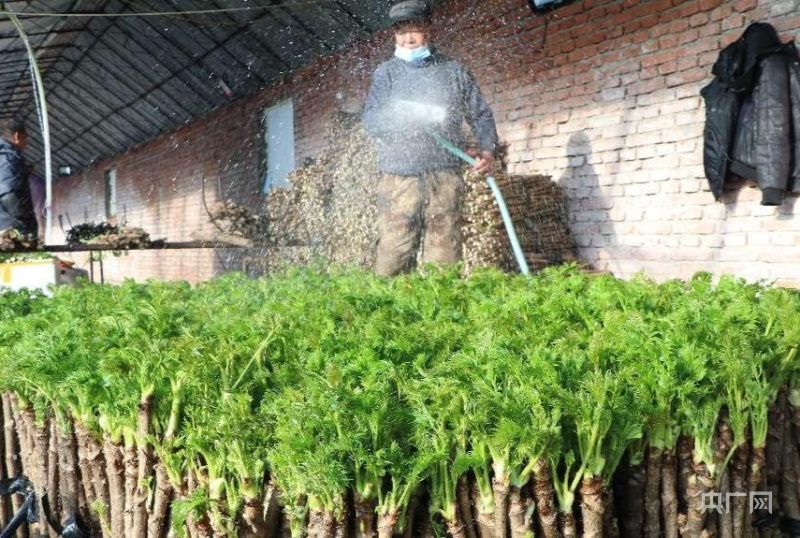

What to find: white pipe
left=4, top=7, right=53, bottom=245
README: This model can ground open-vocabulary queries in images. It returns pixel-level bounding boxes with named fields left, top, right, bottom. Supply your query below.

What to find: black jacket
left=701, top=23, right=800, bottom=205
left=0, top=137, right=37, bottom=236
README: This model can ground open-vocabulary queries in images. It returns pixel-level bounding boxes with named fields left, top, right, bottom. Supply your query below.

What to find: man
left=363, top=0, right=499, bottom=276
left=0, top=117, right=37, bottom=238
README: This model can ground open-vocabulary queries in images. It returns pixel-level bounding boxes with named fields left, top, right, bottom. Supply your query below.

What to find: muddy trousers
left=375, top=169, right=464, bottom=276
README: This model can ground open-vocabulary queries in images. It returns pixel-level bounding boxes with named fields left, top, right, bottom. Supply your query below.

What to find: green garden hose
left=432, top=134, right=530, bottom=275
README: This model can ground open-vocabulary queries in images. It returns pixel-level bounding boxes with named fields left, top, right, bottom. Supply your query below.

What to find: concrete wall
left=52, top=0, right=800, bottom=285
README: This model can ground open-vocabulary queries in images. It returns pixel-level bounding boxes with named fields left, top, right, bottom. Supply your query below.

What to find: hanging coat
left=701, top=22, right=800, bottom=205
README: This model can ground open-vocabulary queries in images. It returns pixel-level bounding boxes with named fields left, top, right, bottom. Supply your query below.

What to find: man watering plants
left=363, top=0, right=499, bottom=276
left=0, top=117, right=37, bottom=239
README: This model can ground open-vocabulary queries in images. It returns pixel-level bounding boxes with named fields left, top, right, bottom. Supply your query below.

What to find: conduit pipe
left=2, top=5, right=53, bottom=244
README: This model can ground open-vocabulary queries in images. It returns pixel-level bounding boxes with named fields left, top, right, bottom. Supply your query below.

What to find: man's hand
left=472, top=150, right=496, bottom=176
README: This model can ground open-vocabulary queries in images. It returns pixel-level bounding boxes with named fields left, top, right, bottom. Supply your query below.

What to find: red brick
left=666, top=67, right=709, bottom=87
left=697, top=0, right=723, bottom=9
left=640, top=14, right=661, bottom=29
left=732, top=0, right=757, bottom=11
left=669, top=17, right=690, bottom=33
left=679, top=1, right=703, bottom=18
left=658, top=33, right=681, bottom=49
left=689, top=12, right=711, bottom=27
left=721, top=12, right=746, bottom=30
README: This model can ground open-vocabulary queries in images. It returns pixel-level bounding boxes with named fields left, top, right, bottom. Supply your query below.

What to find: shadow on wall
left=557, top=131, right=613, bottom=270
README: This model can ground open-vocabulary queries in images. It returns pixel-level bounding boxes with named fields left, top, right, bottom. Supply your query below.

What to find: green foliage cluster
left=1, top=264, right=799, bottom=532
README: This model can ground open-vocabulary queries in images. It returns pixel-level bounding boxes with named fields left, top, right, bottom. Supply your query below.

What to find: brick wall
left=52, top=0, right=800, bottom=285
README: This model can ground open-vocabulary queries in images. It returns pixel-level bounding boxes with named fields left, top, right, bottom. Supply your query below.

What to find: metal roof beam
left=144, top=0, right=270, bottom=89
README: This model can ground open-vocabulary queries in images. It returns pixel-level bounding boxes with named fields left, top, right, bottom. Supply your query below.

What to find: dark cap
left=389, top=0, right=432, bottom=25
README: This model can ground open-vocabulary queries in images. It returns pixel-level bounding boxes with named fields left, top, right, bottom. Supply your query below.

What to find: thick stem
left=76, top=422, right=111, bottom=537
left=492, top=462, right=509, bottom=538
left=472, top=479, right=495, bottom=538
left=458, top=475, right=477, bottom=538
left=334, top=502, right=349, bottom=538
left=9, top=394, right=32, bottom=476
left=715, top=464, right=730, bottom=538
left=661, top=449, right=678, bottom=538
left=89, top=430, right=112, bottom=536
left=133, top=394, right=154, bottom=538
left=602, top=486, right=619, bottom=538
left=57, top=420, right=85, bottom=535
left=531, top=460, right=557, bottom=538
left=743, top=445, right=765, bottom=536
left=74, top=422, right=103, bottom=537
left=30, top=411, right=52, bottom=538
left=102, top=436, right=125, bottom=538
left=401, top=490, right=420, bottom=538
left=354, top=492, right=376, bottom=538
left=147, top=460, right=174, bottom=538
left=446, top=504, right=468, bottom=538
left=419, top=510, right=434, bottom=538
left=621, top=459, right=646, bottom=538
left=508, top=486, right=530, bottom=538
left=323, top=509, right=338, bottom=538
left=765, top=393, right=785, bottom=508
left=644, top=446, right=662, bottom=538
left=781, top=415, right=800, bottom=520
left=377, top=511, right=399, bottom=538
left=676, top=436, right=693, bottom=516
left=729, top=444, right=748, bottom=538
left=187, top=468, right=214, bottom=538
left=241, top=491, right=269, bottom=538
left=333, top=506, right=350, bottom=538
left=263, top=480, right=282, bottom=538
left=679, top=461, right=712, bottom=537
left=308, top=507, right=326, bottom=538
left=14, top=402, right=46, bottom=538
left=46, top=417, right=60, bottom=538
left=123, top=440, right=138, bottom=535
left=712, top=409, right=734, bottom=538
left=580, top=475, right=604, bottom=538
left=281, top=508, right=293, bottom=538
left=557, top=511, right=576, bottom=538
left=2, top=393, right=23, bottom=534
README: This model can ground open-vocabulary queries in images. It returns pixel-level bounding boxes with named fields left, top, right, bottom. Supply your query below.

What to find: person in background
left=362, top=0, right=499, bottom=276
left=0, top=117, right=37, bottom=239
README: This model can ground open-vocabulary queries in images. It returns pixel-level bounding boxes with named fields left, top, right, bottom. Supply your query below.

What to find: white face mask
left=394, top=44, right=431, bottom=62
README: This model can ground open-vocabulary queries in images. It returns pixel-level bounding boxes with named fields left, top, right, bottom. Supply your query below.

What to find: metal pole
left=3, top=6, right=53, bottom=245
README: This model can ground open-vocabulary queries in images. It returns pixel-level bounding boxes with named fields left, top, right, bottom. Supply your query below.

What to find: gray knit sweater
left=362, top=51, right=499, bottom=176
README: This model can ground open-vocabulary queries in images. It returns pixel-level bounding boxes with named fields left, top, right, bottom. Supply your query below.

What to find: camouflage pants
left=375, top=169, right=464, bottom=276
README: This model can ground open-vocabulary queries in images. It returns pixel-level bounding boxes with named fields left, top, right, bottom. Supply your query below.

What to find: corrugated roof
left=0, top=0, right=433, bottom=174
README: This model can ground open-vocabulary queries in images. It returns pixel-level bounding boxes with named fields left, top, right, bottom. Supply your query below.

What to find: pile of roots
left=66, top=222, right=158, bottom=250
left=204, top=199, right=269, bottom=244
left=262, top=111, right=379, bottom=269
left=259, top=112, right=576, bottom=276
left=0, top=229, right=37, bottom=251
left=461, top=170, right=576, bottom=275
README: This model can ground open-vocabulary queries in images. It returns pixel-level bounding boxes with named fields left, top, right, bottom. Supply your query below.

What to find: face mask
left=395, top=45, right=431, bottom=63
